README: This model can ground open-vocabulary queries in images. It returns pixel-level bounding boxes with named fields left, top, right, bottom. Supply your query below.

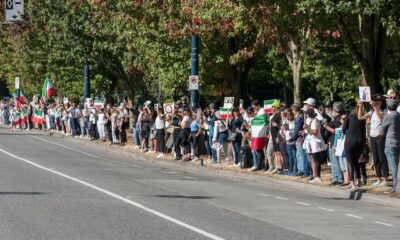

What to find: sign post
left=15, top=76, right=20, bottom=100
left=5, top=0, right=24, bottom=22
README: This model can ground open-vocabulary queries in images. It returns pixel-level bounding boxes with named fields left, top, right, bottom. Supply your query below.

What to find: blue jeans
left=252, top=150, right=264, bottom=169
left=233, top=140, right=241, bottom=164
left=208, top=135, right=217, bottom=161
left=204, top=134, right=212, bottom=157
left=286, top=144, right=297, bottom=174
left=70, top=118, right=78, bottom=137
left=329, top=144, right=343, bottom=183
left=384, top=146, right=400, bottom=189
left=134, top=127, right=140, bottom=146
left=296, top=141, right=304, bottom=173
left=49, top=115, right=55, bottom=130
left=303, top=148, right=311, bottom=176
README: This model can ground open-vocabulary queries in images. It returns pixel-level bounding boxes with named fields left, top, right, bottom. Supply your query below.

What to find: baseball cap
left=303, top=98, right=316, bottom=106
left=271, top=101, right=280, bottom=108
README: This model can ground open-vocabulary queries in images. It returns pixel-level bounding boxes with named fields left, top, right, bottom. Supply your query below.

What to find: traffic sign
left=188, top=75, right=199, bottom=90
left=15, top=76, right=20, bottom=89
left=5, top=0, right=24, bottom=22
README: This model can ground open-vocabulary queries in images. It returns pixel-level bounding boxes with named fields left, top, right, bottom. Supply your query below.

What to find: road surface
left=0, top=126, right=399, bottom=239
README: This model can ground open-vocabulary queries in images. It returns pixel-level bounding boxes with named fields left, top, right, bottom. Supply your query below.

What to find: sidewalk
left=29, top=128, right=400, bottom=208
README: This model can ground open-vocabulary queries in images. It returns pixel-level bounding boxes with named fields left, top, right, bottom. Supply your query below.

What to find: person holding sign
left=358, top=94, right=389, bottom=187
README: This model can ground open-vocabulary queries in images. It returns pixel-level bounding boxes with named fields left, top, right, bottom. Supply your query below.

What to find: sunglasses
left=388, top=97, right=397, bottom=99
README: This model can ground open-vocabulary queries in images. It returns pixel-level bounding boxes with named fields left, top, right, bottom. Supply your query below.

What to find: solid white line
left=346, top=214, right=362, bottom=219
left=375, top=221, right=394, bottom=227
left=276, top=196, right=288, bottom=200
left=318, top=207, right=335, bottom=212
left=30, top=135, right=102, bottom=159
left=296, top=202, right=311, bottom=206
left=0, top=147, right=225, bottom=240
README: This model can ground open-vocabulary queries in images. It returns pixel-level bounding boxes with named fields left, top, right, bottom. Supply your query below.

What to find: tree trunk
left=338, top=14, right=385, bottom=94
left=286, top=39, right=305, bottom=104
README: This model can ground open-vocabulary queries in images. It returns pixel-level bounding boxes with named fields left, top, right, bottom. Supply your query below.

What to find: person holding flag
left=249, top=104, right=269, bottom=172
left=41, top=76, right=56, bottom=104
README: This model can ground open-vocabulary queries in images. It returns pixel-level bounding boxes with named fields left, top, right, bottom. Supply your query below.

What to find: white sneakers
left=372, top=181, right=387, bottom=187
left=156, top=154, right=164, bottom=158
left=310, top=177, right=322, bottom=184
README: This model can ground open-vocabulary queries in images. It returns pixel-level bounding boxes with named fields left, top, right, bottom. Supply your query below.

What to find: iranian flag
left=250, top=113, right=268, bottom=150
left=264, top=99, right=280, bottom=114
left=220, top=108, right=232, bottom=120
left=16, top=87, right=28, bottom=104
left=31, top=108, right=44, bottom=124
left=41, top=77, right=56, bottom=103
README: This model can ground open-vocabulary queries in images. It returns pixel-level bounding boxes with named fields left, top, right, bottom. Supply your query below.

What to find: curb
left=27, top=128, right=400, bottom=209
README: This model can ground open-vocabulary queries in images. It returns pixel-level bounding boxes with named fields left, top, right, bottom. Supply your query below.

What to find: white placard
left=188, top=75, right=199, bottom=90
left=5, top=0, right=24, bottom=22
left=63, top=97, right=69, bottom=104
left=154, top=103, right=159, bottom=110
left=359, top=86, right=371, bottom=102
left=224, top=97, right=234, bottom=109
left=15, top=76, right=20, bottom=89
left=85, top=98, right=92, bottom=105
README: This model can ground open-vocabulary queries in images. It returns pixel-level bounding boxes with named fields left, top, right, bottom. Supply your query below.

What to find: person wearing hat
left=303, top=97, right=323, bottom=121
left=265, top=100, right=283, bottom=173
left=380, top=99, right=400, bottom=193
left=323, top=101, right=347, bottom=185
left=384, top=90, right=400, bottom=113
left=358, top=94, right=389, bottom=187
left=303, top=108, right=327, bottom=184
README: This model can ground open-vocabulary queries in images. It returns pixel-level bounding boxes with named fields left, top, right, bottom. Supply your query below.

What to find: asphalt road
left=0, top=126, right=399, bottom=240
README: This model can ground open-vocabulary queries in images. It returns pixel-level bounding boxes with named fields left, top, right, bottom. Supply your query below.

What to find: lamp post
left=84, top=57, right=90, bottom=99
left=190, top=34, right=199, bottom=107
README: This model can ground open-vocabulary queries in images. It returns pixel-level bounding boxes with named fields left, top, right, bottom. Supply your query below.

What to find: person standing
left=228, top=108, right=243, bottom=167
left=155, top=106, right=166, bottom=158
left=97, top=108, right=106, bottom=141
left=304, top=108, right=327, bottom=184
left=380, top=99, right=400, bottom=192
left=358, top=94, right=389, bottom=187
left=343, top=107, right=367, bottom=190
left=68, top=102, right=78, bottom=137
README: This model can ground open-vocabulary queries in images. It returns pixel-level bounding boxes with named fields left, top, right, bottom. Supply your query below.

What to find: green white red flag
left=31, top=108, right=44, bottom=124
left=250, top=113, right=268, bottom=150
left=41, top=77, right=56, bottom=103
left=219, top=108, right=232, bottom=120
left=264, top=99, right=280, bottom=114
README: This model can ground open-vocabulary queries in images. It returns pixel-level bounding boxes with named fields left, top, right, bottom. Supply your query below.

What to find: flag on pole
left=263, top=99, right=280, bottom=114
left=250, top=113, right=268, bottom=150
left=41, top=77, right=56, bottom=103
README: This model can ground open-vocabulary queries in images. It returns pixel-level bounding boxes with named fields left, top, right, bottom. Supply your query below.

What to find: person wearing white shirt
left=97, top=108, right=106, bottom=141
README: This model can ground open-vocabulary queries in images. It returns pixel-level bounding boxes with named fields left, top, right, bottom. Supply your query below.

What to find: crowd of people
left=1, top=91, right=399, bottom=193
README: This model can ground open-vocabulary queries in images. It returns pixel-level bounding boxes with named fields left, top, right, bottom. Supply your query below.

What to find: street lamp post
left=190, top=34, right=199, bottom=107
left=84, top=57, right=90, bottom=99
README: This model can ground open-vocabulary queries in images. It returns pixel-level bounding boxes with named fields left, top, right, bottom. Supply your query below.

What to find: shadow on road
left=149, top=194, right=213, bottom=200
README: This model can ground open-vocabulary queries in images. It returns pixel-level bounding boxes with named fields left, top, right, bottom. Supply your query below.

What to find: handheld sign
left=359, top=86, right=371, bottom=102
left=224, top=97, right=234, bottom=109
left=264, top=99, right=280, bottom=114
left=239, top=99, right=244, bottom=108
left=163, top=103, right=174, bottom=114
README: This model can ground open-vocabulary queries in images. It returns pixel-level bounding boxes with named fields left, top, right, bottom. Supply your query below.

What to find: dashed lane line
left=346, top=214, right=362, bottom=219
left=296, top=202, right=311, bottom=206
left=375, top=222, right=394, bottom=227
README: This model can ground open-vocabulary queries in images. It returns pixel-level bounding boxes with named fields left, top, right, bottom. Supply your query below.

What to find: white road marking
left=375, top=221, right=394, bottom=227
left=346, top=214, right=362, bottom=219
left=258, top=193, right=270, bottom=197
left=30, top=136, right=102, bottom=159
left=163, top=171, right=183, bottom=174
left=296, top=202, right=311, bottom=206
left=276, top=196, right=288, bottom=200
left=182, top=176, right=198, bottom=180
left=318, top=207, right=335, bottom=212
left=0, top=147, right=225, bottom=240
